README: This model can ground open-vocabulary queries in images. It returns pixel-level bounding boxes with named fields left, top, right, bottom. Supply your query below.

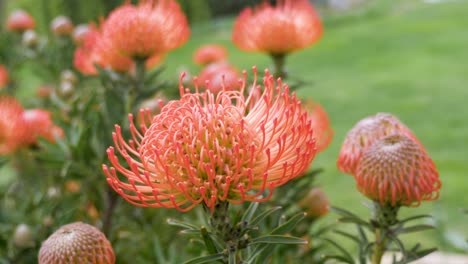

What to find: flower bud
left=47, top=186, right=61, bottom=199
left=65, top=180, right=81, bottom=193
left=59, top=81, right=74, bottom=98
left=21, top=30, right=39, bottom=48
left=38, top=222, right=115, bottom=264
left=0, top=65, right=9, bottom=89
left=60, top=70, right=78, bottom=84
left=50, top=15, right=73, bottom=36
left=36, top=85, right=54, bottom=99
left=42, top=215, right=54, bottom=227
left=298, top=187, right=330, bottom=220
left=13, top=224, right=34, bottom=248
left=72, top=24, right=90, bottom=45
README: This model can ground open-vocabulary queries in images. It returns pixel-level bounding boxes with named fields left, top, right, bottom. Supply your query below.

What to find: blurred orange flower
left=6, top=10, right=35, bottom=32
left=303, top=100, right=333, bottom=153
left=198, top=62, right=240, bottom=93
left=355, top=134, right=440, bottom=207
left=232, top=0, right=322, bottom=55
left=22, top=109, right=64, bottom=144
left=193, top=44, right=228, bottom=66
left=102, top=0, right=189, bottom=59
left=103, top=68, right=317, bottom=212
left=0, top=96, right=29, bottom=155
left=0, top=65, right=9, bottom=89
left=337, top=113, right=420, bottom=175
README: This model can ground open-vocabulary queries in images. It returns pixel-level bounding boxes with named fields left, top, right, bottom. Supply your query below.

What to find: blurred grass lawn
left=5, top=0, right=467, bottom=254
left=160, top=0, right=468, bottom=252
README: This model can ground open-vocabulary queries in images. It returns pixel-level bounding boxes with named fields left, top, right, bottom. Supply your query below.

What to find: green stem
left=371, top=202, right=400, bottom=264
left=270, top=53, right=287, bottom=79
left=372, top=228, right=387, bottom=264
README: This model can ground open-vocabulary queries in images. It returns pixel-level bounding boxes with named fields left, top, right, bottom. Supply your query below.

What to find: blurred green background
left=1, top=0, right=467, bottom=256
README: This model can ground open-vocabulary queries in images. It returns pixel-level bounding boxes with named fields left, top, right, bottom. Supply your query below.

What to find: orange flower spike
left=198, top=62, right=241, bottom=93
left=303, top=100, right=333, bottom=153
left=232, top=0, right=322, bottom=55
left=337, top=113, right=421, bottom=175
left=0, top=96, right=29, bottom=155
left=0, top=65, right=9, bottom=89
left=193, top=44, right=228, bottom=66
left=6, top=10, right=35, bottom=32
left=102, top=0, right=189, bottom=59
left=355, top=134, right=440, bottom=207
left=103, top=67, right=317, bottom=212
left=22, top=109, right=64, bottom=144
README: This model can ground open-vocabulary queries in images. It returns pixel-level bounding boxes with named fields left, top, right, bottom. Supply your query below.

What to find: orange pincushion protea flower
left=0, top=96, right=29, bottom=155
left=198, top=62, right=241, bottom=93
left=6, top=10, right=35, bottom=32
left=0, top=65, right=8, bottom=88
left=337, top=113, right=420, bottom=175
left=103, top=67, right=317, bottom=212
left=193, top=44, right=228, bottom=66
left=101, top=0, right=189, bottom=59
left=22, top=109, right=64, bottom=144
left=232, top=0, right=322, bottom=55
left=38, top=222, right=115, bottom=264
left=303, top=100, right=333, bottom=153
left=355, top=134, right=440, bottom=207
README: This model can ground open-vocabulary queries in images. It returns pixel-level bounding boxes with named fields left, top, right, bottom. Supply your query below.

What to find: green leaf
left=152, top=236, right=167, bottom=264
left=398, top=214, right=433, bottom=225
left=323, top=238, right=355, bottom=263
left=183, top=253, right=225, bottom=264
left=250, top=206, right=282, bottom=227
left=321, top=255, right=354, bottom=264
left=201, top=226, right=218, bottom=255
left=271, top=212, right=306, bottom=235
left=180, top=229, right=201, bottom=235
left=338, top=216, right=373, bottom=229
left=394, top=224, right=435, bottom=235
left=334, top=230, right=360, bottom=244
left=167, top=218, right=199, bottom=230
left=241, top=202, right=259, bottom=224
left=250, top=235, right=307, bottom=245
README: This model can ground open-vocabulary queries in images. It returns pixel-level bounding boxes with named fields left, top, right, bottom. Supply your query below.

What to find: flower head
left=102, top=0, right=189, bottom=59
left=193, top=44, right=228, bottom=66
left=38, top=222, right=115, bottom=264
left=198, top=62, right=241, bottom=93
left=355, top=134, right=440, bottom=207
left=50, top=15, right=74, bottom=36
left=337, top=113, right=420, bottom=175
left=0, top=96, right=29, bottom=155
left=0, top=65, right=9, bottom=89
left=6, top=10, right=35, bottom=32
left=103, top=67, right=316, bottom=212
left=232, top=0, right=322, bottom=55
left=303, top=100, right=333, bottom=153
left=22, top=109, right=64, bottom=144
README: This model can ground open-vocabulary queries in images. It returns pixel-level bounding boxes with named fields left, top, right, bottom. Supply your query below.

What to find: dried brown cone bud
left=355, top=134, right=441, bottom=207
left=38, top=222, right=115, bottom=264
left=337, top=113, right=420, bottom=175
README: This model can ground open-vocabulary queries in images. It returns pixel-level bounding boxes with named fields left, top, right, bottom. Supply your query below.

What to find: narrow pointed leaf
left=398, top=214, right=432, bottom=225
left=183, top=253, right=225, bottom=264
left=321, top=255, right=354, bottom=264
left=271, top=212, right=306, bottom=235
left=167, top=218, right=199, bottom=230
left=323, top=238, right=354, bottom=263
left=250, top=206, right=282, bottom=226
left=251, top=235, right=307, bottom=245
left=201, top=227, right=218, bottom=255
left=241, top=202, right=259, bottom=223
left=394, top=224, right=435, bottom=235
left=334, top=230, right=360, bottom=244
